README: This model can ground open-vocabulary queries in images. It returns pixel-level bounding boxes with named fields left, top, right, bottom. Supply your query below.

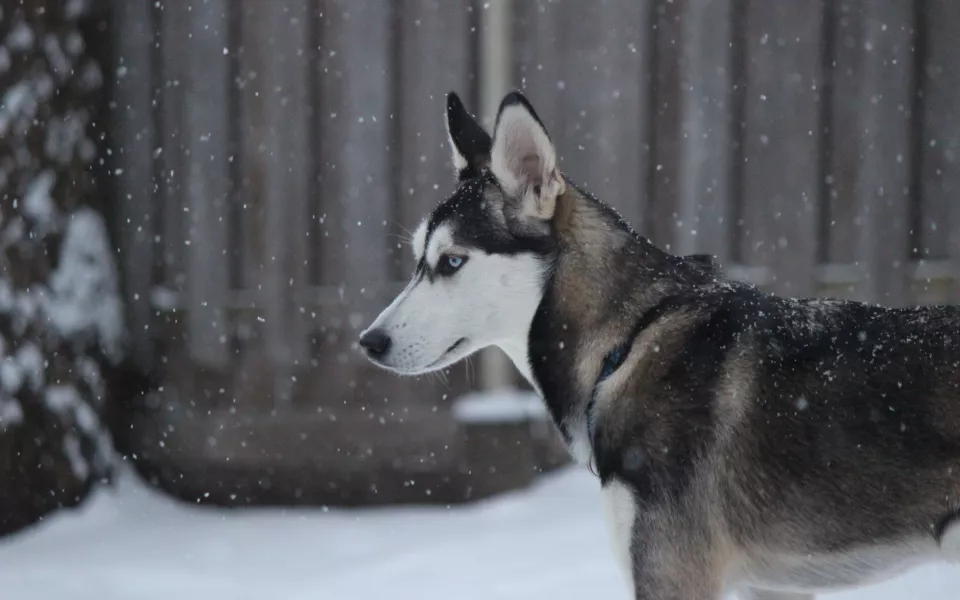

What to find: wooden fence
left=104, top=0, right=960, bottom=505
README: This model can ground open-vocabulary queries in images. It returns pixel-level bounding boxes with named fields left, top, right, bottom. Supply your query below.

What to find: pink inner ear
left=521, top=154, right=542, bottom=182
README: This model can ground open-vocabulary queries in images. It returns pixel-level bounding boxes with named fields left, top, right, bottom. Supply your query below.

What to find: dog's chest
left=564, top=418, right=593, bottom=465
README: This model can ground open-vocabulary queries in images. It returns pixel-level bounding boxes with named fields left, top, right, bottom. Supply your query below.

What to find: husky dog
left=358, top=90, right=960, bottom=600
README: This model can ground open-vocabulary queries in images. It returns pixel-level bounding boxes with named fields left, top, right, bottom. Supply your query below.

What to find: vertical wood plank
left=317, top=0, right=394, bottom=304
left=237, top=3, right=266, bottom=294
left=514, top=0, right=564, bottom=136
left=920, top=0, right=960, bottom=300
left=676, top=0, right=735, bottom=260
left=648, top=0, right=683, bottom=251
left=112, top=0, right=156, bottom=371
left=183, top=0, right=230, bottom=367
left=739, top=0, right=823, bottom=296
left=262, top=0, right=312, bottom=381
left=236, top=1, right=312, bottom=407
left=823, top=0, right=864, bottom=267
left=557, top=0, right=650, bottom=231
left=314, top=6, right=343, bottom=288
left=478, top=0, right=513, bottom=130
left=395, top=0, right=472, bottom=277
left=854, top=0, right=915, bottom=306
left=158, top=1, right=187, bottom=292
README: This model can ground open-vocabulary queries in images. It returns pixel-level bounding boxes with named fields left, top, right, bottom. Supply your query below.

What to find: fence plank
left=921, top=0, right=960, bottom=302
left=183, top=0, right=231, bottom=367
left=236, top=3, right=266, bottom=294
left=854, top=0, right=915, bottom=307
left=917, top=1, right=952, bottom=262
left=739, top=0, right=823, bottom=297
left=235, top=1, right=312, bottom=407
left=514, top=0, right=564, bottom=140
left=395, top=0, right=472, bottom=277
left=316, top=0, right=394, bottom=302
left=675, top=0, right=735, bottom=261
left=648, top=0, right=682, bottom=252
left=262, top=0, right=312, bottom=381
left=112, top=0, right=156, bottom=371
left=556, top=0, right=649, bottom=230
left=157, top=2, right=188, bottom=294
left=313, top=7, right=342, bottom=287
left=823, top=0, right=864, bottom=268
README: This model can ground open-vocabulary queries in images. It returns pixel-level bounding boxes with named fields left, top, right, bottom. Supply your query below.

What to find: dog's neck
left=551, top=184, right=678, bottom=321
left=514, top=186, right=683, bottom=461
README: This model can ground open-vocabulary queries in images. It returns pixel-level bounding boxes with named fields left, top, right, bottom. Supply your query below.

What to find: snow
left=42, top=206, right=126, bottom=362
left=0, top=340, right=43, bottom=395
left=45, top=111, right=91, bottom=165
left=5, top=20, right=34, bottom=51
left=452, top=388, right=548, bottom=423
left=65, top=0, right=89, bottom=20
left=0, top=355, right=23, bottom=393
left=0, top=467, right=957, bottom=600
left=150, top=285, right=180, bottom=312
left=0, top=397, right=22, bottom=426
left=0, top=81, right=34, bottom=137
left=41, top=380, right=113, bottom=478
left=43, top=33, right=72, bottom=79
left=15, top=341, right=44, bottom=391
left=23, top=170, right=56, bottom=222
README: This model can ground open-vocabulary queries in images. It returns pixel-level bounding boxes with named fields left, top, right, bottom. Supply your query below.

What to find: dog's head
left=358, top=91, right=563, bottom=376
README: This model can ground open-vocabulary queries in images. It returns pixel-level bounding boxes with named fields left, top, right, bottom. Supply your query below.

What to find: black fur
left=528, top=279, right=580, bottom=443
left=446, top=92, right=492, bottom=181
left=588, top=291, right=735, bottom=502
left=495, top=91, right=552, bottom=140
left=418, top=171, right=557, bottom=275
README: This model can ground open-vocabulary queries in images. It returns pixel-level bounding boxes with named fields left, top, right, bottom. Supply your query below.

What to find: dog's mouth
left=425, top=337, right=467, bottom=370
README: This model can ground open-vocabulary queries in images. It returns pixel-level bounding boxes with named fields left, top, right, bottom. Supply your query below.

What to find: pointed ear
left=490, top=91, right=564, bottom=221
left=445, top=92, right=492, bottom=180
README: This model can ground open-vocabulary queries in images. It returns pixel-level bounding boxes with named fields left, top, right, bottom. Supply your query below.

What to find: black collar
left=587, top=295, right=683, bottom=435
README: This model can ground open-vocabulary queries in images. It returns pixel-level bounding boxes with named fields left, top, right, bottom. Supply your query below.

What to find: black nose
left=359, top=329, right=392, bottom=357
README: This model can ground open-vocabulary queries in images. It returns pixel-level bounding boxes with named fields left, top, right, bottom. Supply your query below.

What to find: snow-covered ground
left=0, top=466, right=957, bottom=600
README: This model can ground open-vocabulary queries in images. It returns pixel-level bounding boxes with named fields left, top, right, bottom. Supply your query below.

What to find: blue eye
left=438, top=254, right=467, bottom=275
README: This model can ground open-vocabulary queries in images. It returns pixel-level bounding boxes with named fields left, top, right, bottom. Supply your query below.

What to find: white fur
left=423, top=224, right=453, bottom=267
left=444, top=111, right=469, bottom=175
left=563, top=419, right=593, bottom=466
left=411, top=219, right=429, bottom=261
left=941, top=520, right=960, bottom=562
left=362, top=223, right=545, bottom=377
left=602, top=478, right=638, bottom=592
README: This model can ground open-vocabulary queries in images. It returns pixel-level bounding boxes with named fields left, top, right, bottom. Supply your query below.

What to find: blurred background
left=0, top=0, right=958, bottom=598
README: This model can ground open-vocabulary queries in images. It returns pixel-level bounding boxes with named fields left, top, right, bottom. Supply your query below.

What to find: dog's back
left=733, top=294, right=960, bottom=561
left=599, top=282, right=960, bottom=590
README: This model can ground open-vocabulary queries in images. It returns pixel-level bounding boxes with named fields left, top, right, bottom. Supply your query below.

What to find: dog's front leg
left=603, top=479, right=724, bottom=600
left=629, top=547, right=725, bottom=600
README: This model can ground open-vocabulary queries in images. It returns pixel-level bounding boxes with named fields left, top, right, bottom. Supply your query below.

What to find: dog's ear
left=490, top=91, right=564, bottom=222
left=445, top=92, right=492, bottom=180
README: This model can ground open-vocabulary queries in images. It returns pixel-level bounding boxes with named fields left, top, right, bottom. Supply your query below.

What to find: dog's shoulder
left=680, top=253, right=723, bottom=278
